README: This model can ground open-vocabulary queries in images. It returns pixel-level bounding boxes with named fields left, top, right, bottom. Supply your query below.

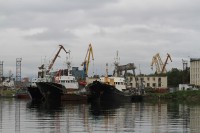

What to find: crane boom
left=47, top=45, right=69, bottom=72
left=161, top=53, right=172, bottom=73
left=81, top=43, right=94, bottom=78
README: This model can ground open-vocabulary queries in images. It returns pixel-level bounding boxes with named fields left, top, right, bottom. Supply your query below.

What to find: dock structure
left=114, top=63, right=136, bottom=77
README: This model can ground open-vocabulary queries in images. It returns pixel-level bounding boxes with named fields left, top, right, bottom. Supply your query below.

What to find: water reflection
left=89, top=101, right=123, bottom=116
left=27, top=100, right=63, bottom=111
left=1, top=98, right=200, bottom=132
left=26, top=100, right=90, bottom=133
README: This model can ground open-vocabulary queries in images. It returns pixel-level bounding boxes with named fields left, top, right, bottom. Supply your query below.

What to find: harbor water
left=0, top=98, right=199, bottom=133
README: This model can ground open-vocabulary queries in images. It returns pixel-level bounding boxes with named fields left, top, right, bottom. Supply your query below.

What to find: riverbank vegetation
left=0, top=88, right=17, bottom=97
left=145, top=90, right=200, bottom=102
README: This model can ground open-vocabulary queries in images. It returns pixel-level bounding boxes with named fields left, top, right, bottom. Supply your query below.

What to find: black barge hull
left=36, top=82, right=64, bottom=102
left=27, top=86, right=44, bottom=101
left=86, top=81, right=133, bottom=103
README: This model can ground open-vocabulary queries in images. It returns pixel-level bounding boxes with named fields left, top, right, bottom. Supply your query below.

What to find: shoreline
left=143, top=90, right=200, bottom=102
left=1, top=89, right=200, bottom=103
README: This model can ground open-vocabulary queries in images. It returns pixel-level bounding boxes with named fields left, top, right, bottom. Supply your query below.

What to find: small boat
left=86, top=80, right=133, bottom=103
left=15, top=88, right=30, bottom=99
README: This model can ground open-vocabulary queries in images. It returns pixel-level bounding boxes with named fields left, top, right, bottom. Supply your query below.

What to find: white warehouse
left=190, top=58, right=200, bottom=86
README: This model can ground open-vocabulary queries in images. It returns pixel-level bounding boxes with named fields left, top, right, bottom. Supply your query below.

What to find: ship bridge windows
left=114, top=82, right=124, bottom=85
left=68, top=80, right=75, bottom=83
left=60, top=80, right=74, bottom=83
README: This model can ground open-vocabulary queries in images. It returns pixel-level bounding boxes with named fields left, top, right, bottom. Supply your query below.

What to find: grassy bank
left=0, top=89, right=18, bottom=97
left=145, top=90, right=200, bottom=102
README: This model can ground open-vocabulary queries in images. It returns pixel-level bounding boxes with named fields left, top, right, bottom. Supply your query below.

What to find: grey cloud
left=1, top=0, right=200, bottom=77
left=0, top=0, right=117, bottom=14
left=24, top=28, right=76, bottom=41
left=0, top=0, right=117, bottom=30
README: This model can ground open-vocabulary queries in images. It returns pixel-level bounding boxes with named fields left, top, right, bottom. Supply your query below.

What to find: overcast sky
left=1, top=0, right=200, bottom=78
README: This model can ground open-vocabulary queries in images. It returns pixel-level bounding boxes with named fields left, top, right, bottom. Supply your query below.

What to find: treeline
left=166, top=68, right=190, bottom=87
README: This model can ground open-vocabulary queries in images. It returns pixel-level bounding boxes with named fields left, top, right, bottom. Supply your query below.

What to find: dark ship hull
left=86, top=81, right=133, bottom=103
left=27, top=86, right=44, bottom=101
left=36, top=82, right=87, bottom=102
left=36, top=82, right=64, bottom=102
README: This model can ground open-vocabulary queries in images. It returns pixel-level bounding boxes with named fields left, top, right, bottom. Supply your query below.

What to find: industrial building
left=127, top=76, right=168, bottom=89
left=190, top=58, right=200, bottom=86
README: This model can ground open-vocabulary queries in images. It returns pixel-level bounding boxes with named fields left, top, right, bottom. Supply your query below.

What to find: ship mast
left=114, top=50, right=120, bottom=77
left=66, top=50, right=71, bottom=76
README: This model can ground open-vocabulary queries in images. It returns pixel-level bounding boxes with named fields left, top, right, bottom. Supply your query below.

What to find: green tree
left=166, top=68, right=190, bottom=87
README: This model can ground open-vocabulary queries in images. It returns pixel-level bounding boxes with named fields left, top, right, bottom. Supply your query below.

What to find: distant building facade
left=71, top=67, right=84, bottom=80
left=190, top=58, right=200, bottom=86
left=127, top=76, right=168, bottom=88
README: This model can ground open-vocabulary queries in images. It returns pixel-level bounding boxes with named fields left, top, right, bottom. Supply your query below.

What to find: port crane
left=47, top=45, right=69, bottom=73
left=151, top=53, right=172, bottom=74
left=81, top=43, right=94, bottom=79
left=38, top=45, right=69, bottom=75
left=151, top=53, right=162, bottom=74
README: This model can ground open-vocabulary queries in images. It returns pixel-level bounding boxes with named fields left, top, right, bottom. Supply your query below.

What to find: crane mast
left=81, top=43, right=94, bottom=78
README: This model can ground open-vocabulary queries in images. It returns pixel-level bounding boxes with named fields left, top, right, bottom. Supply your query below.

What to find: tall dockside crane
left=38, top=45, right=69, bottom=78
left=47, top=45, right=69, bottom=73
left=81, top=43, right=94, bottom=79
left=151, top=53, right=172, bottom=74
left=151, top=53, right=162, bottom=74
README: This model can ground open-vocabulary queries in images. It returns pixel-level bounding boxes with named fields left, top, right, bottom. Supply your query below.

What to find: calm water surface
left=0, top=98, right=199, bottom=133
